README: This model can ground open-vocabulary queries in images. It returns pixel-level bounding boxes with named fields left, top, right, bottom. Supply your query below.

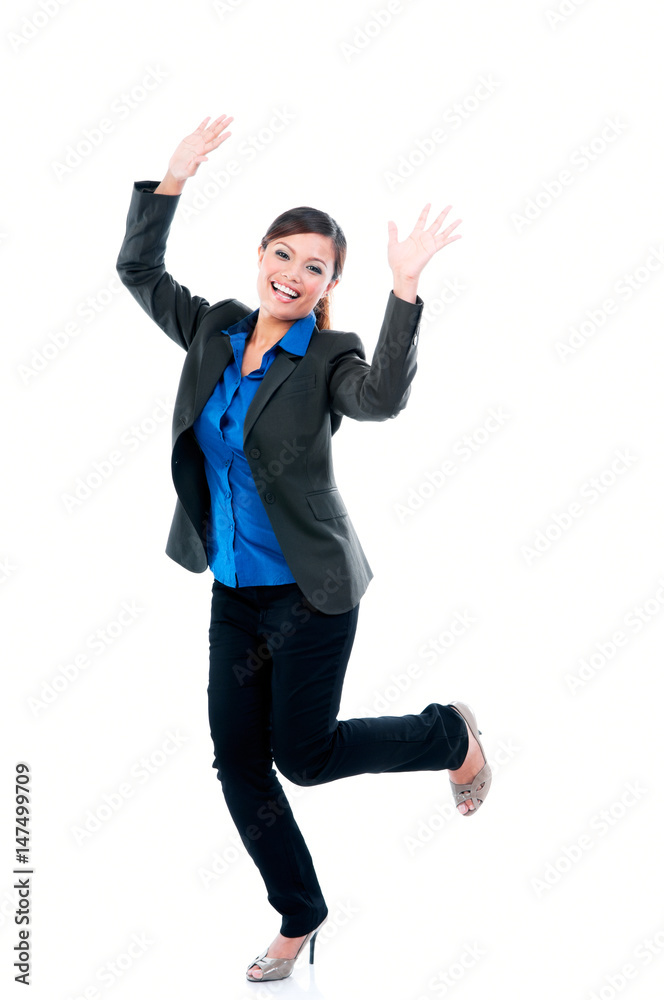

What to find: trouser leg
left=207, top=581, right=327, bottom=937
left=266, top=587, right=469, bottom=786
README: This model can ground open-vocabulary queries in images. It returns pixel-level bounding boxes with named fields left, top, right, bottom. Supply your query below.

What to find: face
left=257, top=231, right=339, bottom=323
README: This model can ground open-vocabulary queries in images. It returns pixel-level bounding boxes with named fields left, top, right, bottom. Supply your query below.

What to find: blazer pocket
left=281, top=372, right=316, bottom=394
left=306, top=488, right=348, bottom=520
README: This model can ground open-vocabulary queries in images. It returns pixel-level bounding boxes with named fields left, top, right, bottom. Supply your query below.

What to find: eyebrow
left=274, top=240, right=330, bottom=269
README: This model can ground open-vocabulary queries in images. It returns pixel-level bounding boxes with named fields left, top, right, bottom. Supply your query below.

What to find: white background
left=3, top=1, right=664, bottom=997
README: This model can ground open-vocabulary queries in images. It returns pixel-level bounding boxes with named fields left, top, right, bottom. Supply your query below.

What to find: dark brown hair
left=260, top=206, right=347, bottom=330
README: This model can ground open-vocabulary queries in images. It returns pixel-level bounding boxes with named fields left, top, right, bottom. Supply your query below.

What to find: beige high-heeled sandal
left=246, top=917, right=327, bottom=982
left=448, top=701, right=492, bottom=816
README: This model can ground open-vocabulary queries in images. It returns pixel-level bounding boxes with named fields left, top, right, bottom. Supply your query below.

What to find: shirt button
left=226, top=491, right=231, bottom=498
left=249, top=448, right=261, bottom=459
left=265, top=492, right=275, bottom=503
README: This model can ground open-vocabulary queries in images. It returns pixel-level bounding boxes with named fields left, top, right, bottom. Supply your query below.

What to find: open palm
left=168, top=114, right=234, bottom=182
left=387, top=204, right=462, bottom=280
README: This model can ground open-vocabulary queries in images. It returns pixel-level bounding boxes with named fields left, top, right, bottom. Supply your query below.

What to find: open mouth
left=271, top=281, right=300, bottom=302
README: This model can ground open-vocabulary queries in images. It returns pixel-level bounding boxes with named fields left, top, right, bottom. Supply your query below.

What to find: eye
left=275, top=249, right=323, bottom=275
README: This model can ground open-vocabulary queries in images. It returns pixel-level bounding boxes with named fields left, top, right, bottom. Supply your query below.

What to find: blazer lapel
left=192, top=336, right=301, bottom=447
left=243, top=350, right=299, bottom=448
left=192, top=336, right=234, bottom=422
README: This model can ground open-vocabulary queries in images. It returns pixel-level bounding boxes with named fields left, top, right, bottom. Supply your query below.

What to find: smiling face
left=257, top=232, right=340, bottom=323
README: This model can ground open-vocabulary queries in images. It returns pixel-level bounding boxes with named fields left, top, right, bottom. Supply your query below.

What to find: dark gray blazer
left=116, top=180, right=423, bottom=613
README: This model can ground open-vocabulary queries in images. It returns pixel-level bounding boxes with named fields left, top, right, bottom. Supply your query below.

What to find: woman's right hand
left=156, top=115, right=233, bottom=193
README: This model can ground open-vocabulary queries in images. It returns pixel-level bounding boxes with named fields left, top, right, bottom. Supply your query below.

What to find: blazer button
left=264, top=492, right=275, bottom=503
left=249, top=447, right=261, bottom=459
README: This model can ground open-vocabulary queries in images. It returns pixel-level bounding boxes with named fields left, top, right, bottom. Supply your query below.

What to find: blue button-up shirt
left=193, top=307, right=317, bottom=587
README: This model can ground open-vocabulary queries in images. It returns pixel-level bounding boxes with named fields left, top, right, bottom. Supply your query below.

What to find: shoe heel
left=309, top=930, right=319, bottom=965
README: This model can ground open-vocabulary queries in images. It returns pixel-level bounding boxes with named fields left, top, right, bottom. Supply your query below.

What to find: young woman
left=116, top=114, right=492, bottom=983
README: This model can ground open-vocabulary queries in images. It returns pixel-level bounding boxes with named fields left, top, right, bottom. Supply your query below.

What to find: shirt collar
left=227, top=308, right=317, bottom=357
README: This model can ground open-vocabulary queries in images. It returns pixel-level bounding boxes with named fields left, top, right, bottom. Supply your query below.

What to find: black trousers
left=207, top=578, right=469, bottom=938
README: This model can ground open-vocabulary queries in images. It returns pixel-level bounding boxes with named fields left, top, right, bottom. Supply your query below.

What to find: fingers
left=195, top=114, right=233, bottom=139
left=412, top=203, right=432, bottom=230
left=441, top=216, right=462, bottom=237
left=207, top=114, right=233, bottom=132
left=424, top=205, right=462, bottom=242
left=426, top=205, right=457, bottom=230
left=208, top=115, right=233, bottom=147
left=439, top=232, right=462, bottom=245
left=428, top=205, right=451, bottom=228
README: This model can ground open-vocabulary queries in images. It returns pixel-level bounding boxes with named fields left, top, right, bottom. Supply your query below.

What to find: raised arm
left=116, top=115, right=233, bottom=350
left=328, top=203, right=463, bottom=420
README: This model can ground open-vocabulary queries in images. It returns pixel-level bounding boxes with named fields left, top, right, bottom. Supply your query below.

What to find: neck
left=250, top=310, right=297, bottom=349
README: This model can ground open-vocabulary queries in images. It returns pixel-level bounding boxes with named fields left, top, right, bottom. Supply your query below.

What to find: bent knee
left=273, top=745, right=327, bottom=786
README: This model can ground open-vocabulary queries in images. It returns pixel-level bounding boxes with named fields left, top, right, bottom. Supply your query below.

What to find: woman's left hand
left=387, top=204, right=462, bottom=282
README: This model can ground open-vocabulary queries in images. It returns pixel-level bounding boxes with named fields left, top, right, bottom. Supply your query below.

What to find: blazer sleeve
left=116, top=179, right=211, bottom=351
left=327, top=290, right=423, bottom=421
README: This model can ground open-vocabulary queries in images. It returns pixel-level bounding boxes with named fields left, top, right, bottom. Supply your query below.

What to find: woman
left=116, top=114, right=492, bottom=983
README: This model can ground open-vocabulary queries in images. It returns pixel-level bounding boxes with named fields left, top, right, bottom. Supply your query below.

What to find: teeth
left=273, top=281, right=298, bottom=298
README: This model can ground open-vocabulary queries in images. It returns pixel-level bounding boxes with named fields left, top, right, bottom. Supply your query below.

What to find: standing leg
left=207, top=580, right=328, bottom=937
